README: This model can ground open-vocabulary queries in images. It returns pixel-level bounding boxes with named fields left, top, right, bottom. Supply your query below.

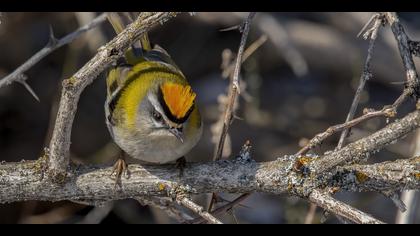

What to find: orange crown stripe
left=161, top=83, right=196, bottom=119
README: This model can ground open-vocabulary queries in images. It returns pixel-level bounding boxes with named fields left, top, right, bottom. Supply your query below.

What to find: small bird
left=105, top=13, right=203, bottom=179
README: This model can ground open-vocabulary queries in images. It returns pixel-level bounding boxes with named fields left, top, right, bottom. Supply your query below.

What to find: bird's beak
left=169, top=128, right=184, bottom=143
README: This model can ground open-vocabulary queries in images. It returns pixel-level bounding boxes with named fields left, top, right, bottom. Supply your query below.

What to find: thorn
left=233, top=114, right=244, bottom=121
left=219, top=25, right=241, bottom=32
left=47, top=25, right=58, bottom=47
left=16, top=75, right=40, bottom=102
left=357, top=14, right=379, bottom=38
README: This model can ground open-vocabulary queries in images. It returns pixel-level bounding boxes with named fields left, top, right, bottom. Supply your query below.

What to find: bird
left=104, top=12, right=203, bottom=180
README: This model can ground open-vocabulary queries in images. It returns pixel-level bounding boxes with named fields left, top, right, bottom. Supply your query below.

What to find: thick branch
left=1, top=110, right=420, bottom=204
left=329, top=156, right=420, bottom=193
left=47, top=12, right=179, bottom=179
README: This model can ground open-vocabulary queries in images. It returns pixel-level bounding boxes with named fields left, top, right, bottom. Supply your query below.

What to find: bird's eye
left=152, top=110, right=163, bottom=122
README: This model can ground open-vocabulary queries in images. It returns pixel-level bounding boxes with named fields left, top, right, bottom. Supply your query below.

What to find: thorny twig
left=298, top=12, right=420, bottom=157
left=213, top=12, right=256, bottom=161
left=385, top=12, right=420, bottom=95
left=304, top=14, right=384, bottom=223
left=0, top=13, right=108, bottom=90
left=296, top=93, right=409, bottom=156
left=336, top=13, right=383, bottom=149
left=188, top=193, right=250, bottom=224
left=2, top=12, right=420, bottom=224
left=209, top=12, right=256, bottom=213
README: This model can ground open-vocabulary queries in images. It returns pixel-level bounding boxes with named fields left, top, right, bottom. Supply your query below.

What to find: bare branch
left=0, top=13, right=108, bottom=89
left=213, top=12, right=256, bottom=161
left=309, top=110, right=420, bottom=174
left=177, top=197, right=222, bottom=224
left=337, top=14, right=383, bottom=149
left=209, top=12, right=256, bottom=213
left=188, top=193, right=250, bottom=224
left=47, top=12, right=179, bottom=179
left=329, top=156, right=420, bottom=193
left=384, top=12, right=420, bottom=94
left=0, top=110, right=419, bottom=205
left=308, top=189, right=384, bottom=224
left=297, top=93, right=409, bottom=156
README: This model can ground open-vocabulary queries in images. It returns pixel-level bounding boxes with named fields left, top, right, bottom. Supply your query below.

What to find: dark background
left=0, top=12, right=419, bottom=224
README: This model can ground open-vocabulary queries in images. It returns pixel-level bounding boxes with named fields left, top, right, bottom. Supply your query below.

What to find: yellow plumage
left=115, top=61, right=186, bottom=128
left=105, top=12, right=202, bottom=166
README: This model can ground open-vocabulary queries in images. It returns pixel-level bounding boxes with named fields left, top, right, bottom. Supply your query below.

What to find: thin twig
left=188, top=193, right=250, bottom=224
left=297, top=91, right=409, bottom=156
left=255, top=13, right=308, bottom=77
left=177, top=197, right=222, bottom=224
left=208, top=12, right=256, bottom=213
left=384, top=12, right=420, bottom=94
left=0, top=13, right=108, bottom=89
left=298, top=12, right=419, bottom=157
left=308, top=109, right=420, bottom=174
left=336, top=14, right=383, bottom=149
left=213, top=12, right=256, bottom=161
left=308, top=190, right=384, bottom=224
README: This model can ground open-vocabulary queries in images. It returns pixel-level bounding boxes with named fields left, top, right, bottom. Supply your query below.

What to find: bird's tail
left=106, top=12, right=152, bottom=64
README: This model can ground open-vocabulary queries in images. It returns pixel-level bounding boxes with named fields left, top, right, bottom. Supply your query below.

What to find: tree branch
left=309, top=109, right=420, bottom=175
left=308, top=189, right=384, bottom=224
left=0, top=13, right=108, bottom=89
left=47, top=12, right=179, bottom=180
left=329, top=156, right=420, bottom=193
left=336, top=13, right=383, bottom=149
left=213, top=12, right=256, bottom=161
left=384, top=12, right=420, bottom=95
left=1, top=110, right=419, bottom=205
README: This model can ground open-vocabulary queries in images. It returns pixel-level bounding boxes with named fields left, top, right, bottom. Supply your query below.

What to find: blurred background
left=0, top=12, right=419, bottom=224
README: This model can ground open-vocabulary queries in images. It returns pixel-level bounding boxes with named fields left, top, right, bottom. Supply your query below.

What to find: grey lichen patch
left=293, top=154, right=319, bottom=176
left=286, top=155, right=320, bottom=197
left=169, top=183, right=194, bottom=200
